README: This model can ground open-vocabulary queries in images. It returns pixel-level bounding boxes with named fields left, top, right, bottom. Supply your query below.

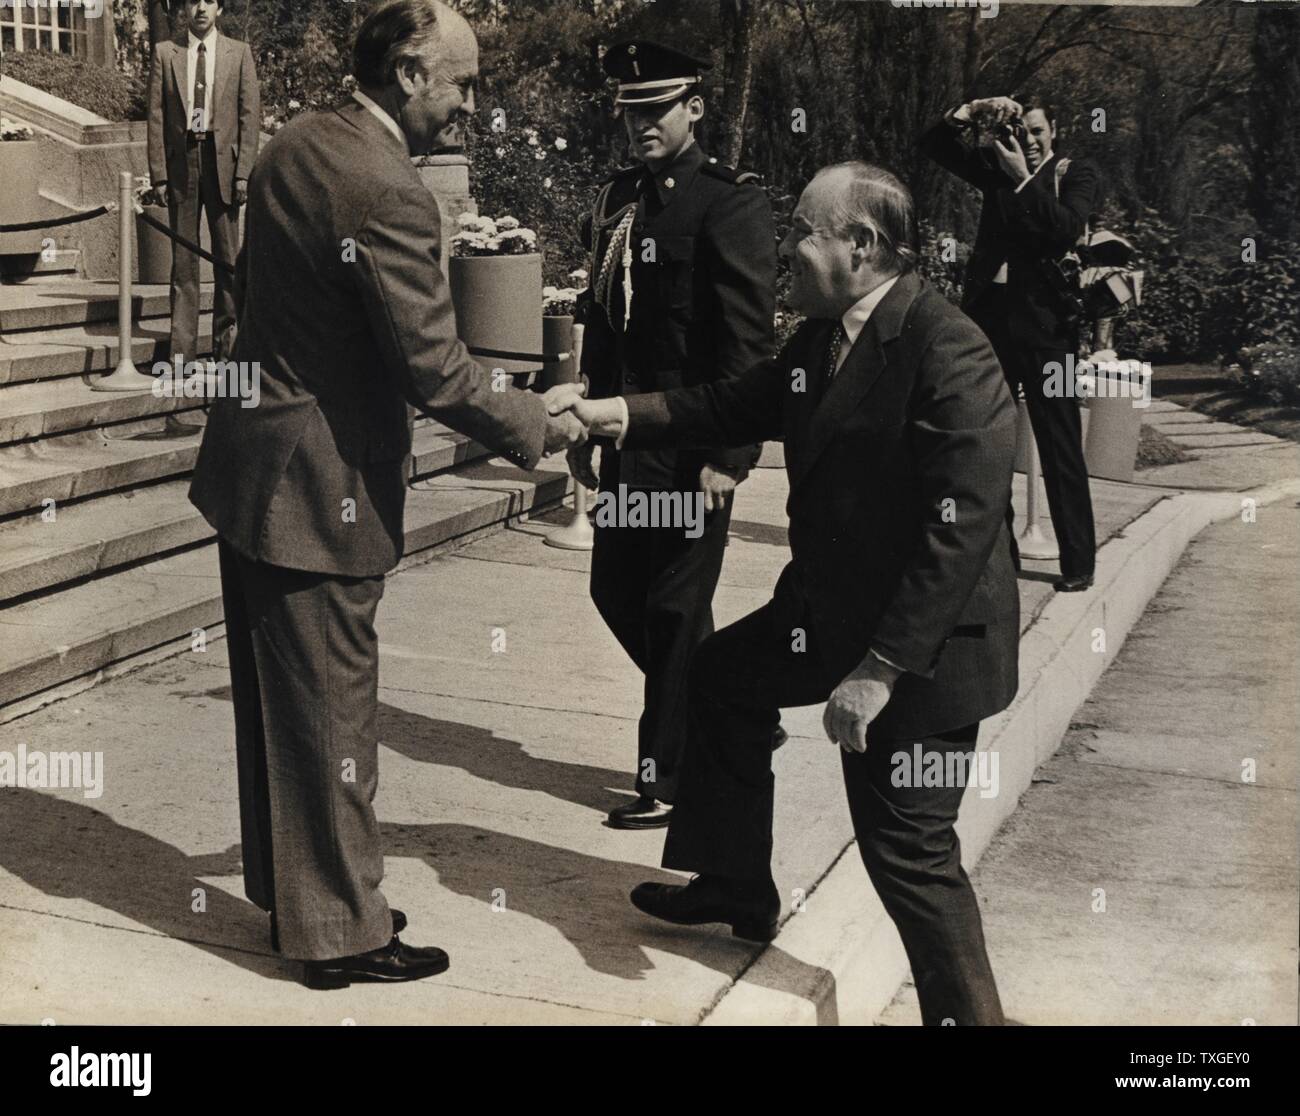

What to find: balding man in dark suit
left=555, top=162, right=1019, bottom=1025
left=190, top=0, right=586, bottom=989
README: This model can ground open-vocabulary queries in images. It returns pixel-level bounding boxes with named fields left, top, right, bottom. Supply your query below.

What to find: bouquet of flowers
left=543, top=269, right=588, bottom=317
left=451, top=213, right=539, bottom=257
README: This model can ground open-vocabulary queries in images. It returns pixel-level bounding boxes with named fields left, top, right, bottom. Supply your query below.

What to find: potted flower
left=133, top=176, right=174, bottom=285
left=449, top=213, right=544, bottom=384
left=0, top=116, right=43, bottom=256
left=541, top=270, right=587, bottom=390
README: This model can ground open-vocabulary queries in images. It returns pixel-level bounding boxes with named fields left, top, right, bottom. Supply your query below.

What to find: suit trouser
left=589, top=481, right=733, bottom=804
left=217, top=539, right=393, bottom=961
left=662, top=600, right=1005, bottom=1026
left=168, top=134, right=239, bottom=362
left=972, top=287, right=1096, bottom=579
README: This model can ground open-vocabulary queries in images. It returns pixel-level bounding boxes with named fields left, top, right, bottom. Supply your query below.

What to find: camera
left=995, top=118, right=1027, bottom=147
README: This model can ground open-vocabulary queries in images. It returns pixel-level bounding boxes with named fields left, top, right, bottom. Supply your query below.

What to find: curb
left=701, top=476, right=1300, bottom=1026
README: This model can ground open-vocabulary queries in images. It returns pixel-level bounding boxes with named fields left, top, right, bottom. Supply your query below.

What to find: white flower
left=543, top=286, right=559, bottom=298
left=534, top=150, right=545, bottom=161
left=494, top=146, right=506, bottom=158
left=456, top=211, right=481, bottom=229
left=568, top=268, right=588, bottom=284
left=554, top=138, right=568, bottom=152
left=542, top=178, right=553, bottom=189
left=288, top=99, right=301, bottom=110
left=496, top=216, right=520, bottom=231
left=527, top=134, right=539, bottom=147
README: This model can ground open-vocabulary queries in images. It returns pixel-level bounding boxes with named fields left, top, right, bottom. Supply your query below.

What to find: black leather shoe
left=1053, top=573, right=1095, bottom=593
left=302, top=935, right=449, bottom=990
left=607, top=796, right=673, bottom=829
left=270, top=908, right=407, bottom=953
left=630, top=874, right=780, bottom=942
left=771, top=726, right=789, bottom=751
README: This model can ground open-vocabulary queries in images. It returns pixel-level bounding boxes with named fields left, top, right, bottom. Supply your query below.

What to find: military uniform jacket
left=578, top=142, right=776, bottom=490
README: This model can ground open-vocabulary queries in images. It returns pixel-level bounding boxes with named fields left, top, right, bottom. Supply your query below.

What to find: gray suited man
left=147, top=0, right=259, bottom=363
left=189, top=0, right=587, bottom=989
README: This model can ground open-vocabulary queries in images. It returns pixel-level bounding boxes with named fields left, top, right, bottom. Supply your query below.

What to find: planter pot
left=0, top=140, right=44, bottom=256
left=136, top=205, right=174, bottom=284
left=449, top=253, right=544, bottom=385
left=541, top=314, right=577, bottom=391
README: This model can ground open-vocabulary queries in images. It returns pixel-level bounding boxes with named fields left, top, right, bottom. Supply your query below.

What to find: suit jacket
left=624, top=271, right=1020, bottom=740
left=919, top=113, right=1101, bottom=349
left=190, top=100, right=548, bottom=578
left=578, top=143, right=776, bottom=489
left=147, top=31, right=260, bottom=205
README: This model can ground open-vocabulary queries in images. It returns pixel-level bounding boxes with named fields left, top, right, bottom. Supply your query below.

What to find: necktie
left=823, top=322, right=846, bottom=388
left=193, top=42, right=207, bottom=132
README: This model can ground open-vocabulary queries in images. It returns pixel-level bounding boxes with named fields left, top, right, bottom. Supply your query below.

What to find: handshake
left=540, top=382, right=626, bottom=455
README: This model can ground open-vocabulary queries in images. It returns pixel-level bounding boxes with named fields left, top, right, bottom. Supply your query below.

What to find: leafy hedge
left=0, top=50, right=146, bottom=122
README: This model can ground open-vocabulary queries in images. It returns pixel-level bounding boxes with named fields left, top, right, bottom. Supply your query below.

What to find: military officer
left=571, top=40, right=777, bottom=829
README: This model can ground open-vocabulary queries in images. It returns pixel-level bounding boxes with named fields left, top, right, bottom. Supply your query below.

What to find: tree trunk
left=1248, top=7, right=1299, bottom=241
left=717, top=0, right=759, bottom=168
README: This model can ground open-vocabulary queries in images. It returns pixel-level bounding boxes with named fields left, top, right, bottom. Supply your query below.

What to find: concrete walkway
left=880, top=499, right=1299, bottom=1026
left=0, top=399, right=1295, bottom=1025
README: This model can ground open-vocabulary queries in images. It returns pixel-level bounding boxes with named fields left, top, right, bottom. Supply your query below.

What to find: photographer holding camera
left=921, top=97, right=1101, bottom=592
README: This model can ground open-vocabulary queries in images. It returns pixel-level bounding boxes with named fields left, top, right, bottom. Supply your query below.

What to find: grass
left=1153, top=363, right=1300, bottom=446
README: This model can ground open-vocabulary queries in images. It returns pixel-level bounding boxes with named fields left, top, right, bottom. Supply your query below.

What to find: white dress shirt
left=352, top=89, right=406, bottom=148
left=186, top=27, right=217, bottom=133
left=832, top=274, right=900, bottom=376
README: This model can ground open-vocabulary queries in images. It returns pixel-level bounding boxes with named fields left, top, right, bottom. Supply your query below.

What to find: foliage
left=1231, top=344, right=1300, bottom=407
left=2, top=50, right=146, bottom=122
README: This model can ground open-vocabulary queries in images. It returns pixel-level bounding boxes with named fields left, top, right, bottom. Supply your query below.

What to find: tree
left=1247, top=7, right=1299, bottom=241
left=716, top=0, right=759, bottom=168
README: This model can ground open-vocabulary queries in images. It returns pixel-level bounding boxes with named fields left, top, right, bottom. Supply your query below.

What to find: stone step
left=0, top=422, right=492, bottom=594
left=0, top=248, right=82, bottom=282
left=0, top=373, right=205, bottom=445
left=0, top=314, right=216, bottom=387
left=0, top=457, right=571, bottom=715
left=0, top=281, right=207, bottom=334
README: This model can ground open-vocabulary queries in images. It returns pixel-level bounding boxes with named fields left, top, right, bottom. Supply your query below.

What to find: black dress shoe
left=270, top=908, right=407, bottom=953
left=630, top=874, right=780, bottom=942
left=302, top=935, right=449, bottom=990
left=771, top=726, right=789, bottom=751
left=607, top=796, right=673, bottom=829
left=1053, top=573, right=1095, bottom=593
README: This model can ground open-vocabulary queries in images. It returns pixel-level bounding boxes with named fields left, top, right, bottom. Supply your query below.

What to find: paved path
left=880, top=499, right=1300, bottom=1025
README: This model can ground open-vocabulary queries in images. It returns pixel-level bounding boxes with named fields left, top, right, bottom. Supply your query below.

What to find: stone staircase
left=0, top=280, right=570, bottom=720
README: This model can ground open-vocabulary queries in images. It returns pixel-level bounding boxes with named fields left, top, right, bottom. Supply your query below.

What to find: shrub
left=1, top=50, right=146, bottom=122
left=1231, top=343, right=1300, bottom=407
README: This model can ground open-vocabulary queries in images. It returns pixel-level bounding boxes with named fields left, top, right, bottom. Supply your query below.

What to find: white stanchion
left=1018, top=404, right=1060, bottom=561
left=92, top=171, right=154, bottom=392
left=545, top=322, right=595, bottom=551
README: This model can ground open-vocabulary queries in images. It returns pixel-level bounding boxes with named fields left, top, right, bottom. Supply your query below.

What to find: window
left=0, top=1, right=88, bottom=58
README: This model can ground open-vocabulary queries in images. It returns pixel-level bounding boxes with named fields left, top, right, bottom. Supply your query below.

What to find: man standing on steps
left=189, top=0, right=587, bottom=989
left=147, top=0, right=260, bottom=368
left=573, top=40, right=777, bottom=830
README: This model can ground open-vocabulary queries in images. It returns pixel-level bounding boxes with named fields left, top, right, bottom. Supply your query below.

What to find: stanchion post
left=92, top=171, right=154, bottom=392
left=1017, top=397, right=1059, bottom=561
left=545, top=322, right=595, bottom=551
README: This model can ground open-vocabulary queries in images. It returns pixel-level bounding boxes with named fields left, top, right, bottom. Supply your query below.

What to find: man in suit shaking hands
left=553, top=163, right=1019, bottom=1025
left=147, top=0, right=260, bottom=363
left=190, top=0, right=587, bottom=989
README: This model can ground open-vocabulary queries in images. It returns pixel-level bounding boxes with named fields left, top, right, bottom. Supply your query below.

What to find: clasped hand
left=541, top=382, right=591, bottom=455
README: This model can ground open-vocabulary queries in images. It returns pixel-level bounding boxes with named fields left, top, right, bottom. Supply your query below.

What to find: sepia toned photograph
left=0, top=0, right=1294, bottom=1089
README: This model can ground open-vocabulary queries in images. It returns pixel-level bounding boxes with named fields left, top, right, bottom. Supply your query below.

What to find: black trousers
left=589, top=478, right=732, bottom=804
left=168, top=134, right=239, bottom=362
left=972, top=287, right=1096, bottom=579
left=217, top=539, right=393, bottom=961
left=663, top=600, right=1005, bottom=1026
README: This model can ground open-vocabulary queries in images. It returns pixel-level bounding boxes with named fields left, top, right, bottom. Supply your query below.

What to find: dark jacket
left=190, top=100, right=548, bottom=577
left=623, top=271, right=1020, bottom=740
left=579, top=141, right=777, bottom=489
left=920, top=112, right=1101, bottom=349
left=147, top=31, right=261, bottom=204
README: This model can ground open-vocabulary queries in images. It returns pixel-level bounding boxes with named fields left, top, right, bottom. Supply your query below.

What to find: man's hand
left=152, top=182, right=170, bottom=209
left=965, top=96, right=1022, bottom=126
left=823, top=655, right=903, bottom=754
left=544, top=410, right=587, bottom=455
left=546, top=389, right=626, bottom=439
left=233, top=178, right=249, bottom=206
left=992, top=132, right=1031, bottom=185
left=567, top=442, right=600, bottom=490
left=699, top=463, right=744, bottom=513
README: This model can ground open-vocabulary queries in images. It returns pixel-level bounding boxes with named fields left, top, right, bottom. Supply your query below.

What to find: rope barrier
left=0, top=204, right=115, bottom=233
left=136, top=208, right=236, bottom=275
